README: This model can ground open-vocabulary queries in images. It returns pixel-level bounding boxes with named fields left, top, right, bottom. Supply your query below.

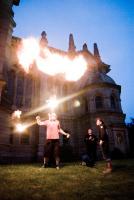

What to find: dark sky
left=13, top=0, right=134, bottom=122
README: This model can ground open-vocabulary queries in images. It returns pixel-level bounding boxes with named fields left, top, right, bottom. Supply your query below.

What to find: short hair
left=48, top=112, right=57, bottom=117
left=96, top=118, right=104, bottom=125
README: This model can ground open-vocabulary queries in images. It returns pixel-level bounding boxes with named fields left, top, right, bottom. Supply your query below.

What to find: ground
left=0, top=159, right=134, bottom=200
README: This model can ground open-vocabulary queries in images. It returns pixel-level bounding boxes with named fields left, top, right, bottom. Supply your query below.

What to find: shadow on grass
left=112, top=159, right=134, bottom=173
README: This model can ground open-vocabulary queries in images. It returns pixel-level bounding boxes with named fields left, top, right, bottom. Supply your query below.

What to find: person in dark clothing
left=96, top=118, right=112, bottom=174
left=84, top=128, right=98, bottom=166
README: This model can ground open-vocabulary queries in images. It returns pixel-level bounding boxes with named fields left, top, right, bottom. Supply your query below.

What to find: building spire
left=82, top=43, right=88, bottom=51
left=94, top=43, right=101, bottom=60
left=68, top=33, right=76, bottom=52
left=40, top=31, right=48, bottom=47
left=94, top=43, right=110, bottom=73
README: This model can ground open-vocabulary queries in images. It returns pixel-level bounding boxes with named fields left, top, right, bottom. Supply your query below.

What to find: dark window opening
left=111, top=96, right=116, bottom=109
left=95, top=96, right=103, bottom=109
left=20, top=134, right=30, bottom=145
left=9, top=133, right=14, bottom=144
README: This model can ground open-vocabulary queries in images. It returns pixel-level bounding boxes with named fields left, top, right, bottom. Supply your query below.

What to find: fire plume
left=17, top=37, right=87, bottom=81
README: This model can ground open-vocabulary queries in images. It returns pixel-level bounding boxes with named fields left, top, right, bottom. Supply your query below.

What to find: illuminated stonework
left=0, top=0, right=129, bottom=163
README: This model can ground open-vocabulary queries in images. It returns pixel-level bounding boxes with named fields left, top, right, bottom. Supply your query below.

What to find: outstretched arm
left=59, top=128, right=70, bottom=138
left=36, top=116, right=46, bottom=126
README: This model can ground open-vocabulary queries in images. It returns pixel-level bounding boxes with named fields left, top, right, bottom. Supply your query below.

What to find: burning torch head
left=16, top=123, right=26, bottom=133
left=11, top=110, right=22, bottom=120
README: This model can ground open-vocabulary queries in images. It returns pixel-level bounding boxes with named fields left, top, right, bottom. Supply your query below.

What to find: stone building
left=0, top=0, right=129, bottom=163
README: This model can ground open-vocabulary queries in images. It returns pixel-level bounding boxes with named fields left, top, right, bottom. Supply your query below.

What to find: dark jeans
left=87, top=147, right=97, bottom=165
left=44, top=139, right=60, bottom=159
left=101, top=142, right=111, bottom=161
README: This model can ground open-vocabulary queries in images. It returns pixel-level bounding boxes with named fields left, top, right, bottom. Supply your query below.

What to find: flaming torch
left=15, top=123, right=27, bottom=133
left=11, top=110, right=22, bottom=120
left=46, top=95, right=59, bottom=112
left=11, top=110, right=27, bottom=133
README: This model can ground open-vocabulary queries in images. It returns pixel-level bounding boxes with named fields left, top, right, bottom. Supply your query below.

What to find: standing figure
left=36, top=113, right=70, bottom=170
left=84, top=128, right=97, bottom=166
left=96, top=118, right=112, bottom=174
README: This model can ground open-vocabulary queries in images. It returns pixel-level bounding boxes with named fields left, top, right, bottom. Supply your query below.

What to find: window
left=81, top=97, right=88, bottom=112
left=1, top=70, right=15, bottom=106
left=9, top=133, right=14, bottom=144
left=63, top=84, right=67, bottom=95
left=16, top=96, right=23, bottom=107
left=95, top=96, right=103, bottom=109
left=20, top=134, right=30, bottom=145
left=7, top=70, right=15, bottom=104
left=16, top=74, right=24, bottom=107
left=84, top=98, right=88, bottom=112
left=62, top=84, right=68, bottom=112
left=25, top=77, right=32, bottom=107
left=116, top=131, right=124, bottom=144
left=16, top=75, right=24, bottom=95
left=62, top=102, right=68, bottom=112
left=110, top=95, right=116, bottom=109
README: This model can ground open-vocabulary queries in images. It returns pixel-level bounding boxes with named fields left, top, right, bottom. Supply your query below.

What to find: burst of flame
left=46, top=96, right=59, bottom=110
left=16, top=123, right=26, bottom=133
left=17, top=38, right=87, bottom=81
left=74, top=100, right=81, bottom=107
left=11, top=110, right=22, bottom=119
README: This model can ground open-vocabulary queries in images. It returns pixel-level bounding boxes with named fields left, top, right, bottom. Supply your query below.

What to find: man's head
left=48, top=112, right=57, bottom=121
left=88, top=128, right=92, bottom=135
left=96, top=118, right=103, bottom=126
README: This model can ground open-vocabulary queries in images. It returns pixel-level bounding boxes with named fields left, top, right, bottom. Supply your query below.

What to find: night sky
left=13, top=0, right=134, bottom=122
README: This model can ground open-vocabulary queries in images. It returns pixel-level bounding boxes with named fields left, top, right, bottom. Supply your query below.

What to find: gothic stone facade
left=0, top=0, right=129, bottom=163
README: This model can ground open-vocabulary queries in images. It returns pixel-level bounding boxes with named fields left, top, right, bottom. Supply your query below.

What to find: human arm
left=59, top=128, right=70, bottom=138
left=84, top=134, right=89, bottom=143
left=36, top=116, right=46, bottom=126
left=99, top=140, right=103, bottom=145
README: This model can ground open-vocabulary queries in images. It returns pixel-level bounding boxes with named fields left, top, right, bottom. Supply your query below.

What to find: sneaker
left=103, top=168, right=112, bottom=174
left=41, top=164, right=47, bottom=168
left=81, top=161, right=86, bottom=166
left=56, top=166, right=60, bottom=170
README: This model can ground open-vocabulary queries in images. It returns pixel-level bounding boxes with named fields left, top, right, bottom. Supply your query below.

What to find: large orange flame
left=17, top=37, right=87, bottom=81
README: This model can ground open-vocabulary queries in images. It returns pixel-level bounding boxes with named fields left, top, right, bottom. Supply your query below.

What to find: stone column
left=37, top=126, right=45, bottom=161
left=0, top=81, right=6, bottom=102
left=12, top=73, right=17, bottom=109
left=22, top=77, right=26, bottom=107
left=0, top=0, right=17, bottom=101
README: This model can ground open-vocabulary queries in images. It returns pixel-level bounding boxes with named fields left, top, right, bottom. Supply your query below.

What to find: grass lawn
left=0, top=159, right=134, bottom=200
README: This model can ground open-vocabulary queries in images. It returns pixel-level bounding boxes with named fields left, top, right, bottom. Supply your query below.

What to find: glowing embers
left=15, top=123, right=27, bottom=133
left=17, top=37, right=40, bottom=73
left=17, top=37, right=87, bottom=81
left=74, top=100, right=81, bottom=107
left=11, top=110, right=22, bottom=119
left=46, top=96, right=59, bottom=111
left=11, top=110, right=27, bottom=133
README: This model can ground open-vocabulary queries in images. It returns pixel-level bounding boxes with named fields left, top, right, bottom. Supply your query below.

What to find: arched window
left=110, top=95, right=116, bottom=109
left=16, top=74, right=24, bottom=107
left=1, top=70, right=15, bottom=106
left=63, top=84, right=67, bottom=96
left=25, top=77, right=32, bottom=108
left=62, top=84, right=68, bottom=112
left=7, top=70, right=15, bottom=104
left=95, top=96, right=103, bottom=109
left=82, top=97, right=88, bottom=112
left=9, top=133, right=14, bottom=144
left=20, top=133, right=30, bottom=145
